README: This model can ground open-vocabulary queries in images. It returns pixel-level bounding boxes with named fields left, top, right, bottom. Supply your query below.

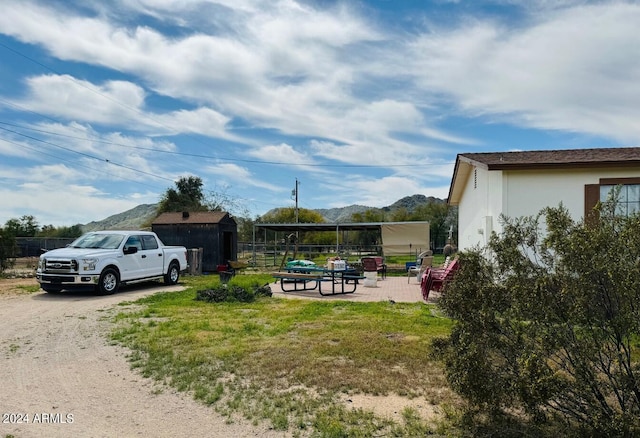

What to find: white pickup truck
left=36, top=230, right=188, bottom=294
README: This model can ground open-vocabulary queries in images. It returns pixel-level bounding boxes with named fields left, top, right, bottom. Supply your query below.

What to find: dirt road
left=0, top=279, right=280, bottom=438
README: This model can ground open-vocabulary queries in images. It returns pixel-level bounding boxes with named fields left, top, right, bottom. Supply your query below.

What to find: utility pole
left=294, top=178, right=299, bottom=225
left=292, top=178, right=300, bottom=256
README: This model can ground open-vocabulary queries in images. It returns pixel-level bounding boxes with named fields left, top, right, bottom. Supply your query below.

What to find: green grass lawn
left=110, top=274, right=456, bottom=437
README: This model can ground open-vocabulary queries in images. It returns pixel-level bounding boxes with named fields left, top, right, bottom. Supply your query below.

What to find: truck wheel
left=42, top=285, right=62, bottom=293
left=97, top=268, right=120, bottom=295
left=164, top=262, right=180, bottom=285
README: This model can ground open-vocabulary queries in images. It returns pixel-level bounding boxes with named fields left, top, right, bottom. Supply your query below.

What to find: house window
left=600, top=184, right=640, bottom=216
left=585, top=177, right=640, bottom=221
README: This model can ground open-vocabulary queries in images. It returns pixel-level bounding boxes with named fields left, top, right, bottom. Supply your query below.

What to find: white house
left=447, top=147, right=640, bottom=252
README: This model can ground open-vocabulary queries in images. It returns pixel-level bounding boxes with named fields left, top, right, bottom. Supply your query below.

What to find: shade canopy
left=254, top=221, right=430, bottom=255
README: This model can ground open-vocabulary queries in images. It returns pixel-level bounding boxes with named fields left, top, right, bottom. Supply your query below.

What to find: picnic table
left=271, top=266, right=365, bottom=296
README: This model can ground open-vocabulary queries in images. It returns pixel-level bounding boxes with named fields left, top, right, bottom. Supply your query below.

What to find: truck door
left=122, top=235, right=145, bottom=280
left=141, top=234, right=164, bottom=277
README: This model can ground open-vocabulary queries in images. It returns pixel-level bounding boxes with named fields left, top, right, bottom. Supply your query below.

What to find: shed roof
left=448, top=147, right=640, bottom=206
left=152, top=211, right=232, bottom=225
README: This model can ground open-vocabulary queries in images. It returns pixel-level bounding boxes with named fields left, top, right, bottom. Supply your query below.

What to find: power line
left=0, top=120, right=434, bottom=168
left=0, top=136, right=164, bottom=190
left=0, top=125, right=175, bottom=183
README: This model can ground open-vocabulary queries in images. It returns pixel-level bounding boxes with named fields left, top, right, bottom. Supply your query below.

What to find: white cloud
left=14, top=75, right=235, bottom=140
left=0, top=136, right=41, bottom=159
left=0, top=188, right=145, bottom=226
left=409, top=3, right=640, bottom=142
left=149, top=108, right=231, bottom=137
left=0, top=163, right=156, bottom=225
left=248, top=143, right=327, bottom=171
left=1, top=1, right=425, bottom=144
left=14, top=122, right=182, bottom=184
left=204, top=162, right=283, bottom=191
left=20, top=75, right=145, bottom=125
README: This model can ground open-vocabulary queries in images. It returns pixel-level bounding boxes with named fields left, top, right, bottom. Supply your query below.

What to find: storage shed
left=152, top=211, right=237, bottom=273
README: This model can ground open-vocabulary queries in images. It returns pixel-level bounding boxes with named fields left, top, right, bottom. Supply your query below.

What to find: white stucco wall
left=457, top=166, right=640, bottom=252
left=502, top=168, right=640, bottom=220
left=457, top=166, right=503, bottom=251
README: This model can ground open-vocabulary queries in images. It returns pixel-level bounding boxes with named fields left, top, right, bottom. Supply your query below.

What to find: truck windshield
left=71, top=234, right=124, bottom=249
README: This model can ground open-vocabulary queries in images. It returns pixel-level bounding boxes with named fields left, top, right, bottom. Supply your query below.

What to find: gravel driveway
left=0, top=279, right=282, bottom=438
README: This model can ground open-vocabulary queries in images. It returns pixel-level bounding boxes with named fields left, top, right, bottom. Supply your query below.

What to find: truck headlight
left=38, top=258, right=45, bottom=270
left=82, top=258, right=98, bottom=271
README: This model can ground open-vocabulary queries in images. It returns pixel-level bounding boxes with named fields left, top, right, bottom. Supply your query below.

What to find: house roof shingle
left=458, top=147, right=640, bottom=170
left=152, top=211, right=230, bottom=225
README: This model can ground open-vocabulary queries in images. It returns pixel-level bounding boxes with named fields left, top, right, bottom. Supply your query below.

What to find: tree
left=409, top=202, right=456, bottom=251
left=0, top=228, right=17, bottom=272
left=389, top=207, right=410, bottom=222
left=203, top=184, right=249, bottom=215
left=4, top=215, right=39, bottom=237
left=435, top=199, right=640, bottom=436
left=39, top=225, right=57, bottom=237
left=351, top=208, right=386, bottom=223
left=55, top=224, right=84, bottom=238
left=157, top=176, right=208, bottom=214
left=38, top=224, right=83, bottom=238
left=257, top=208, right=330, bottom=244
left=236, top=216, right=256, bottom=242
left=260, top=207, right=325, bottom=224
left=350, top=209, right=385, bottom=247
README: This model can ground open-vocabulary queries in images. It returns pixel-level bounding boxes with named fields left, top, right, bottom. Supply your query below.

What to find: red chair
left=373, top=256, right=387, bottom=279
left=421, top=258, right=459, bottom=301
left=362, top=257, right=386, bottom=279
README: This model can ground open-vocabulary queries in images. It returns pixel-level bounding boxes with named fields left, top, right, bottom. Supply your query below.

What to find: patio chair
left=413, top=255, right=450, bottom=284
left=407, top=250, right=433, bottom=283
left=373, top=256, right=387, bottom=279
left=361, top=257, right=386, bottom=279
left=421, top=257, right=459, bottom=301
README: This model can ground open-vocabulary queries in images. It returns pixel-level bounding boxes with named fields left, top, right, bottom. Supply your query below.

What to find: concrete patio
left=270, top=274, right=440, bottom=303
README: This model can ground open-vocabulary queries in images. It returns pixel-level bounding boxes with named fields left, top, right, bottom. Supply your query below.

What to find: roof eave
left=448, top=156, right=477, bottom=206
left=486, top=160, right=640, bottom=171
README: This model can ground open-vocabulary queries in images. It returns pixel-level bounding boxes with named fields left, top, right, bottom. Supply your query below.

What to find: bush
left=196, top=281, right=272, bottom=303
left=0, top=230, right=17, bottom=274
left=436, top=200, right=640, bottom=436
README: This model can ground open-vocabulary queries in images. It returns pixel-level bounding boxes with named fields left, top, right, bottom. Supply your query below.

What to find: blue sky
left=1, top=0, right=638, bottom=227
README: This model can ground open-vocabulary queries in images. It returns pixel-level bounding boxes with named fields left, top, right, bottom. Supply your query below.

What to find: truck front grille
left=43, top=259, right=78, bottom=273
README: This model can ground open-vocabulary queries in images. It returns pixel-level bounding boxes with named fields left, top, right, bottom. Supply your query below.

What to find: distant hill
left=266, top=194, right=445, bottom=222
left=82, top=204, right=158, bottom=232
left=82, top=194, right=445, bottom=230
left=314, top=204, right=371, bottom=222
left=382, top=195, right=445, bottom=213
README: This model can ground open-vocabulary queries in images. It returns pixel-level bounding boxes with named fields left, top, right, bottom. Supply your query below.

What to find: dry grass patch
left=111, top=274, right=458, bottom=436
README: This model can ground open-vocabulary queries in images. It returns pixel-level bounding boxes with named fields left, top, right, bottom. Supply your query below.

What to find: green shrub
left=0, top=230, right=17, bottom=273
left=436, top=199, right=640, bottom=436
left=195, top=281, right=272, bottom=303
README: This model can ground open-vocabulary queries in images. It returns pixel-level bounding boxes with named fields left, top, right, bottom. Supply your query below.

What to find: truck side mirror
left=124, top=246, right=138, bottom=255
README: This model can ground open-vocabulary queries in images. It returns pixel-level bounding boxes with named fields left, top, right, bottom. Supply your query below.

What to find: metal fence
left=237, top=241, right=384, bottom=267
left=15, top=237, right=75, bottom=257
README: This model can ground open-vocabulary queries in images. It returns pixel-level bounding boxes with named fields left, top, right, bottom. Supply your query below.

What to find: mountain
left=382, top=195, right=446, bottom=213
left=82, top=204, right=158, bottom=232
left=314, top=204, right=371, bottom=222
left=83, top=195, right=445, bottom=230
left=268, top=194, right=445, bottom=222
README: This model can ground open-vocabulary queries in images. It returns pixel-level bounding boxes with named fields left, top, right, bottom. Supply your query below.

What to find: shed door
left=223, top=231, right=234, bottom=261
